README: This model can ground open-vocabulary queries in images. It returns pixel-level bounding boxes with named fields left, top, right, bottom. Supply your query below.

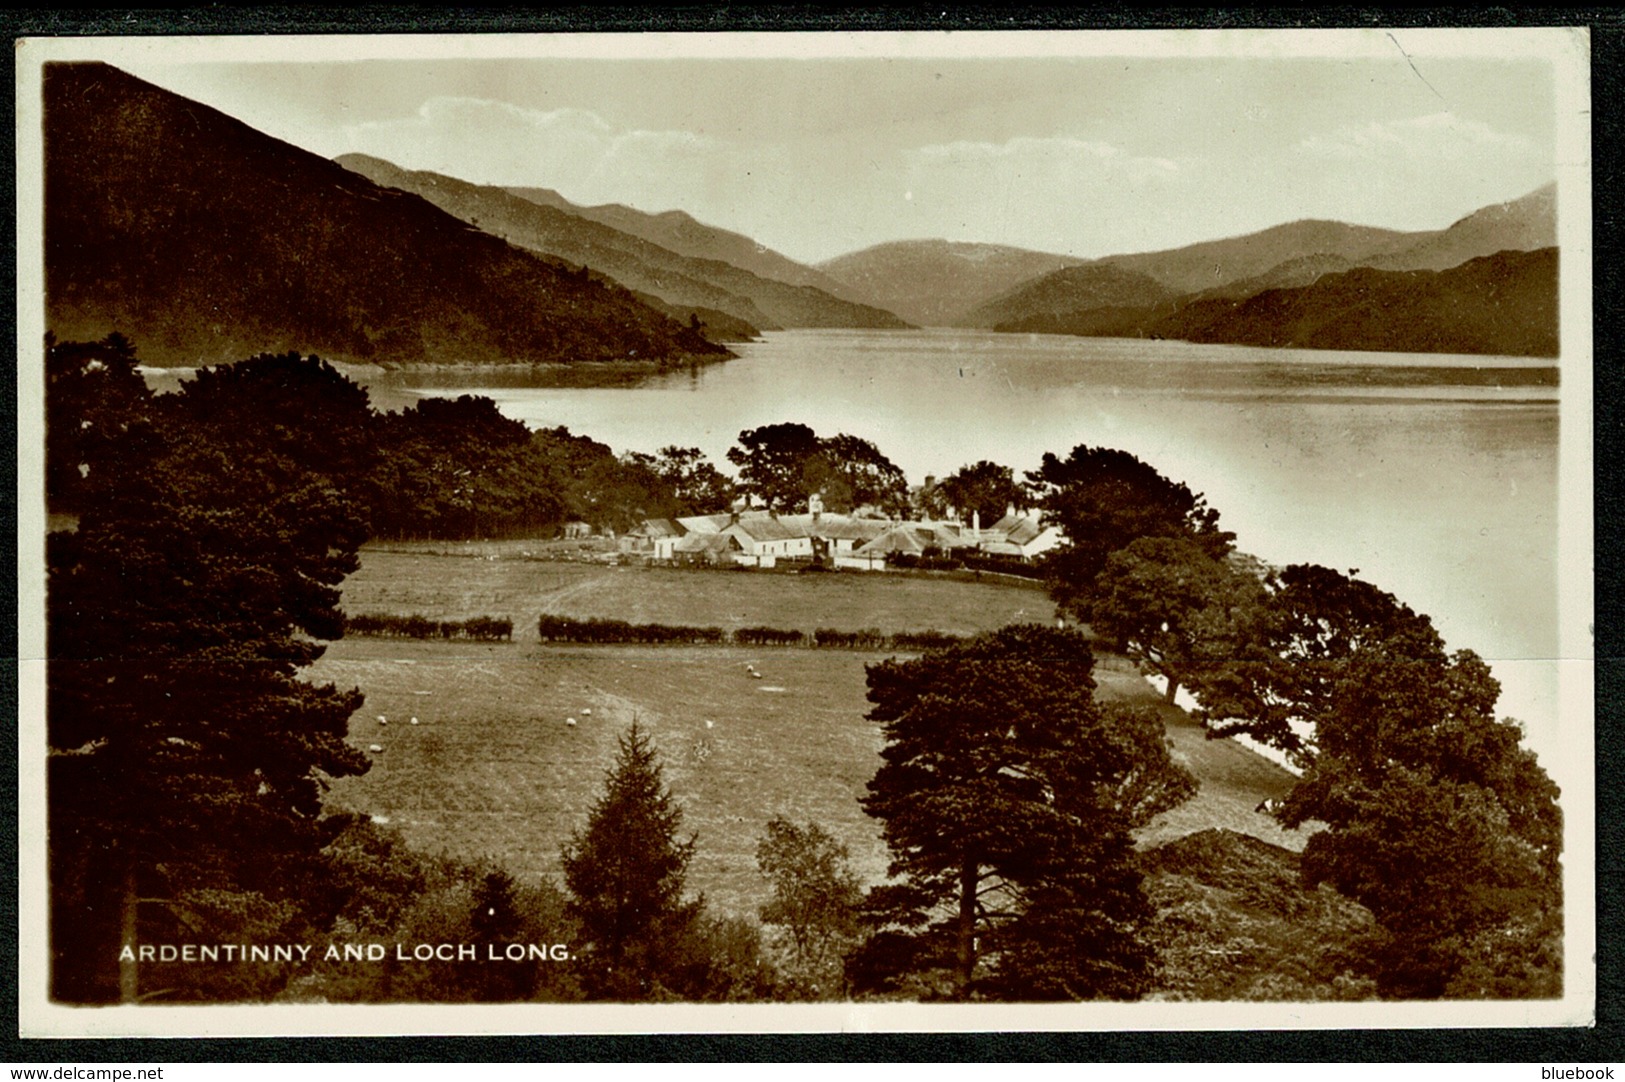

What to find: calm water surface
left=402, top=329, right=1565, bottom=756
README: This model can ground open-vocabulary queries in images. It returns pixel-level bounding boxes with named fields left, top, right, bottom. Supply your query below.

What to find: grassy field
left=315, top=545, right=1307, bottom=921
left=343, top=544, right=1055, bottom=641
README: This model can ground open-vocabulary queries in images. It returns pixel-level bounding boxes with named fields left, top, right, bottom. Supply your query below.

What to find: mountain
left=505, top=186, right=859, bottom=298
left=1095, top=219, right=1424, bottom=296
left=958, top=263, right=1181, bottom=331
left=44, top=63, right=728, bottom=368
left=1150, top=248, right=1558, bottom=358
left=339, top=155, right=909, bottom=336
left=816, top=241, right=1085, bottom=327
left=1365, top=183, right=1557, bottom=273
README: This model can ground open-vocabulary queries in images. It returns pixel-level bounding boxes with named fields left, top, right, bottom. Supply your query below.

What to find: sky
left=59, top=29, right=1577, bottom=266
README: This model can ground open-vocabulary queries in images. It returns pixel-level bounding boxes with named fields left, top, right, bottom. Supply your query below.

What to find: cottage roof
left=673, top=532, right=740, bottom=554
left=856, top=524, right=934, bottom=556
left=728, top=513, right=802, bottom=542
left=633, top=518, right=685, bottom=540
left=676, top=513, right=733, bottom=535
left=990, top=512, right=1043, bottom=546
left=822, top=517, right=888, bottom=542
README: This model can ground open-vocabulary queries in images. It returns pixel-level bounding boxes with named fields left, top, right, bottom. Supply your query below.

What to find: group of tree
left=914, top=459, right=1028, bottom=527
left=46, top=333, right=740, bottom=543
left=47, top=342, right=376, bottom=1002
left=1021, top=440, right=1564, bottom=998
left=727, top=422, right=910, bottom=516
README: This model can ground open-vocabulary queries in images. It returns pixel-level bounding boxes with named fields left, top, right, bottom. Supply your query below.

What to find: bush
left=890, top=630, right=960, bottom=652
left=345, top=613, right=512, bottom=641
left=957, top=553, right=1044, bottom=579
left=735, top=626, right=805, bottom=647
left=535, top=614, right=724, bottom=645
left=887, top=553, right=963, bottom=572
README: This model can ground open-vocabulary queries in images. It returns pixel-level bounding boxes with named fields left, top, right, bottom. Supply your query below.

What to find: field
left=344, top=542, right=1055, bottom=640
left=313, top=544, right=1305, bottom=920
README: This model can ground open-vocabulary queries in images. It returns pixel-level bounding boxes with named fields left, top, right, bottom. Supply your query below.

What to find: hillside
left=1096, top=218, right=1423, bottom=296
left=1151, top=247, right=1559, bottom=357
left=817, top=240, right=1085, bottom=327
left=1140, top=829, right=1377, bottom=1000
left=339, top=155, right=909, bottom=335
left=44, top=63, right=728, bottom=368
left=1366, top=183, right=1557, bottom=273
left=961, top=263, right=1182, bottom=331
left=507, top=185, right=860, bottom=299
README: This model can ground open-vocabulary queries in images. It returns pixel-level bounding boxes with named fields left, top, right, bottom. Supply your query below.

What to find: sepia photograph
left=15, top=25, right=1596, bottom=1037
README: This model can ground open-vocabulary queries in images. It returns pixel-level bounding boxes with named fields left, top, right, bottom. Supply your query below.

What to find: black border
left=3, top=6, right=1618, bottom=1063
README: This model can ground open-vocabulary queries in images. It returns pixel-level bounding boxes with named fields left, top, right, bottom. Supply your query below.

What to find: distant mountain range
left=825, top=184, right=1557, bottom=357
left=44, top=63, right=729, bottom=368
left=340, top=155, right=909, bottom=339
left=42, top=62, right=1560, bottom=365
left=966, top=186, right=1557, bottom=357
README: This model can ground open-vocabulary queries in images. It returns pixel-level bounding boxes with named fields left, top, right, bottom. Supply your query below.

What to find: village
left=619, top=493, right=1063, bottom=572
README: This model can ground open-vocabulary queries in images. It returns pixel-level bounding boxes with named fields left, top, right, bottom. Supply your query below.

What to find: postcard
left=16, top=25, right=1595, bottom=1036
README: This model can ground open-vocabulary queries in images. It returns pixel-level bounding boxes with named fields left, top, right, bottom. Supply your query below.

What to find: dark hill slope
left=337, top=156, right=909, bottom=333
left=1150, top=248, right=1558, bottom=357
left=45, top=63, right=727, bottom=367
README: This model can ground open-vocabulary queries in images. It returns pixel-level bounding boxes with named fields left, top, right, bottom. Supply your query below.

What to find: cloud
left=1300, top=112, right=1540, bottom=163
left=910, top=136, right=1180, bottom=184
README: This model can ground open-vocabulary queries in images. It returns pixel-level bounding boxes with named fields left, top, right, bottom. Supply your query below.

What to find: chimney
left=972, top=509, right=980, bottom=536
left=809, top=492, right=823, bottom=524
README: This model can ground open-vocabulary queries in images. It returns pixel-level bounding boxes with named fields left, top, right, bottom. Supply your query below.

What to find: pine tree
left=561, top=721, right=700, bottom=1000
left=47, top=348, right=375, bottom=1003
left=853, top=625, right=1196, bottom=1000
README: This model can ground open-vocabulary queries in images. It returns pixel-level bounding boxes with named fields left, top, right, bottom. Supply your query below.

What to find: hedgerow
left=345, top=613, right=513, bottom=641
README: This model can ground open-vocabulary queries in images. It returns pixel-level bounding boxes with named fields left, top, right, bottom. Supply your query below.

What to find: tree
left=1090, top=537, right=1266, bottom=704
left=727, top=422, right=822, bottom=511
left=816, top=433, right=910, bottom=516
left=48, top=349, right=374, bottom=1003
left=371, top=394, right=566, bottom=539
left=852, top=625, right=1196, bottom=1000
left=728, top=424, right=909, bottom=515
left=1025, top=445, right=1233, bottom=621
left=561, top=721, right=701, bottom=1000
left=1186, top=564, right=1439, bottom=762
left=45, top=331, right=152, bottom=513
left=935, top=460, right=1026, bottom=527
left=1276, top=629, right=1563, bottom=998
left=756, top=817, right=863, bottom=997
left=653, top=445, right=735, bottom=515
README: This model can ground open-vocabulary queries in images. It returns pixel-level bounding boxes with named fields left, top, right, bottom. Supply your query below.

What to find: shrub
left=346, top=613, right=512, bottom=641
